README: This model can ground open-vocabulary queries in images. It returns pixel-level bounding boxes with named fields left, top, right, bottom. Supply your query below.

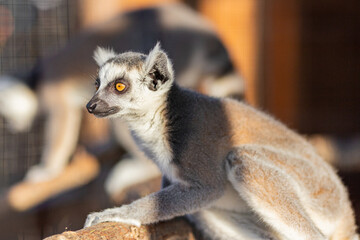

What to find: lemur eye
left=115, top=82, right=126, bottom=92
left=95, top=79, right=100, bottom=90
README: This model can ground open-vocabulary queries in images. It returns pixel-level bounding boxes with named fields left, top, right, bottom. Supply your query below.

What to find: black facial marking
left=95, top=77, right=100, bottom=90
left=105, top=78, right=130, bottom=95
left=86, top=94, right=120, bottom=117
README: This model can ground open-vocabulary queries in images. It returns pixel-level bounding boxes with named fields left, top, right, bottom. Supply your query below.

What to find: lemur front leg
left=26, top=87, right=82, bottom=182
left=226, top=147, right=326, bottom=240
left=84, top=181, right=225, bottom=228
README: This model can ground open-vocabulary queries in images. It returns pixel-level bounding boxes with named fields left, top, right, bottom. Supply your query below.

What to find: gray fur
left=85, top=45, right=358, bottom=240
left=112, top=52, right=146, bottom=70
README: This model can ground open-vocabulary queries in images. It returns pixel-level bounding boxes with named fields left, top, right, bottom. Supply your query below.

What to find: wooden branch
left=44, top=218, right=196, bottom=240
left=7, top=148, right=99, bottom=211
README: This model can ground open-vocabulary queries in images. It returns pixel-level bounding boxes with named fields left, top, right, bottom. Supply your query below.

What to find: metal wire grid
left=0, top=0, right=78, bottom=74
left=0, top=115, right=45, bottom=188
left=0, top=0, right=79, bottom=188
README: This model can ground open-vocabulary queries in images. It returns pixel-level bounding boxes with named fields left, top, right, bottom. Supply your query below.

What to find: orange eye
left=115, top=82, right=126, bottom=92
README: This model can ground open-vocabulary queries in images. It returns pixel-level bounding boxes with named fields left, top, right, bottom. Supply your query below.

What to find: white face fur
left=87, top=43, right=174, bottom=120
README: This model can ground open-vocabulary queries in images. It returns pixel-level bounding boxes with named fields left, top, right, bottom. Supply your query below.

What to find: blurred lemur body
left=0, top=3, right=243, bottom=185
left=85, top=44, right=358, bottom=240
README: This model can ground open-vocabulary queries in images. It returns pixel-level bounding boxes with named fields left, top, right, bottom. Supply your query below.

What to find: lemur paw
left=84, top=209, right=141, bottom=228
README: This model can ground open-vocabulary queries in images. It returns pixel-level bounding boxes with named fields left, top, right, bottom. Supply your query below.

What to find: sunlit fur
left=86, top=44, right=358, bottom=240
left=0, top=76, right=38, bottom=132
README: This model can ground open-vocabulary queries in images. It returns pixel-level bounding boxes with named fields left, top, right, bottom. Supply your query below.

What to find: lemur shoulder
left=85, top=43, right=358, bottom=240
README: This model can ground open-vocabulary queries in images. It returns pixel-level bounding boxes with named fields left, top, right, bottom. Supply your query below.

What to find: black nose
left=86, top=102, right=97, bottom=113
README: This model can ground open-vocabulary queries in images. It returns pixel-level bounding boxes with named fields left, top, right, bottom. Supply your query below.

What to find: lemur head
left=86, top=43, right=174, bottom=119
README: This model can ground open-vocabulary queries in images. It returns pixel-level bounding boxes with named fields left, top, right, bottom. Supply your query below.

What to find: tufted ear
left=143, top=42, right=174, bottom=91
left=93, top=47, right=117, bottom=66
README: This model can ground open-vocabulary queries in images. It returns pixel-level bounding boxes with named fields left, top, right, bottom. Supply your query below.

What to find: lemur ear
left=93, top=47, right=117, bottom=66
left=143, top=42, right=174, bottom=91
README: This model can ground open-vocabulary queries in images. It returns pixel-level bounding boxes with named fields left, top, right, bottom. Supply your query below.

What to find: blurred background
left=0, top=0, right=359, bottom=239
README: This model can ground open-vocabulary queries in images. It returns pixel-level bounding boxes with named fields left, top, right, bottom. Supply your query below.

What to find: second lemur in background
left=85, top=43, right=358, bottom=240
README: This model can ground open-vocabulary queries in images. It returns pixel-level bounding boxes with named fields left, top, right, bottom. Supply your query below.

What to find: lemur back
left=155, top=86, right=356, bottom=239
left=85, top=44, right=358, bottom=240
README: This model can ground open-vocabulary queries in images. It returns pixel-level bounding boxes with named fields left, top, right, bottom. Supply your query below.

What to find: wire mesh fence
left=0, top=0, right=79, bottom=189
left=0, top=115, right=45, bottom=188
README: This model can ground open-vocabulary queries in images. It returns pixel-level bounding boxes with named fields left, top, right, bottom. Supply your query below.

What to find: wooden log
left=7, top=148, right=100, bottom=211
left=44, top=218, right=196, bottom=240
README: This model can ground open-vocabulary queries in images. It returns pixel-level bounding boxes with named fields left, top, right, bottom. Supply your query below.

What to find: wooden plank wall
left=199, top=0, right=262, bottom=107
left=298, top=0, right=360, bottom=135
left=261, top=0, right=300, bottom=128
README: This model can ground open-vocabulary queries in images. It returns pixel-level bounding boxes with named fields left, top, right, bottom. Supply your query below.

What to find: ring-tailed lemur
left=85, top=43, right=358, bottom=240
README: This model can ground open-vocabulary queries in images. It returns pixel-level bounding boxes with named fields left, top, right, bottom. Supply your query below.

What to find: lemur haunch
left=85, top=44, right=358, bottom=240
